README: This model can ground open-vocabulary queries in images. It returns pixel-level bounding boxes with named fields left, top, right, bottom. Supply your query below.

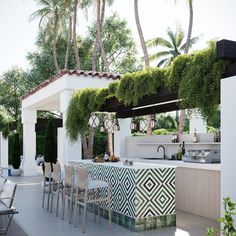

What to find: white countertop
left=71, top=159, right=220, bottom=171
left=125, top=157, right=221, bottom=171
left=71, top=159, right=176, bottom=170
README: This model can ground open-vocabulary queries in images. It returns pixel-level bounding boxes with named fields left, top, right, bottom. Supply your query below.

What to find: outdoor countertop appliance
left=182, top=149, right=220, bottom=164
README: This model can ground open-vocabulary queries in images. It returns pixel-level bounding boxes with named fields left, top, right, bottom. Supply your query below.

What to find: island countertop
left=124, top=157, right=221, bottom=171
left=74, top=159, right=176, bottom=170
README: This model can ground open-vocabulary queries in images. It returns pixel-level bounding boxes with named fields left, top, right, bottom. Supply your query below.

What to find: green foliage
left=156, top=114, right=177, bottom=130
left=11, top=133, right=21, bottom=169
left=152, top=129, right=172, bottom=135
left=66, top=43, right=229, bottom=140
left=207, top=108, right=220, bottom=128
left=206, top=197, right=236, bottom=236
left=66, top=88, right=108, bottom=141
left=167, top=42, right=229, bottom=119
left=166, top=54, right=192, bottom=89
left=0, top=107, right=12, bottom=139
left=0, top=67, right=28, bottom=122
left=93, top=129, right=108, bottom=157
left=116, top=68, right=166, bottom=106
left=44, top=119, right=57, bottom=163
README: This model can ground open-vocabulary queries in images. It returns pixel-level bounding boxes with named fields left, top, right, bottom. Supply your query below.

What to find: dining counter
left=70, top=160, right=176, bottom=231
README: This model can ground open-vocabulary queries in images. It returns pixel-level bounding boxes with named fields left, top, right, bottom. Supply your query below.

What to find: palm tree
left=31, top=0, right=64, bottom=72
left=146, top=25, right=199, bottom=67
left=134, top=0, right=152, bottom=135
left=184, top=0, right=193, bottom=54
left=134, top=0, right=149, bottom=67
left=95, top=0, right=109, bottom=72
left=92, top=0, right=114, bottom=71
left=178, top=0, right=194, bottom=135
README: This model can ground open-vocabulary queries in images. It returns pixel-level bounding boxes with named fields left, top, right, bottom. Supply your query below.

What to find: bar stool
left=50, top=161, right=63, bottom=216
left=42, top=162, right=52, bottom=211
left=62, top=165, right=74, bottom=223
left=74, top=167, right=111, bottom=233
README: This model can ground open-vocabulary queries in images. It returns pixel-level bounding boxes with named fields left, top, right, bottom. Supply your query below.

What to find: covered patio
left=21, top=70, right=120, bottom=176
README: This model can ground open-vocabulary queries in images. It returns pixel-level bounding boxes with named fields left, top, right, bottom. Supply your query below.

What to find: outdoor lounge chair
left=0, top=179, right=18, bottom=234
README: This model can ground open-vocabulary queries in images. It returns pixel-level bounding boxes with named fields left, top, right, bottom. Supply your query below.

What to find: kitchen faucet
left=157, top=145, right=166, bottom=159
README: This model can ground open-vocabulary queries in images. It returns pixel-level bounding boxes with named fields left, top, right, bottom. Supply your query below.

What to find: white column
left=0, top=132, right=8, bottom=176
left=114, top=118, right=131, bottom=157
left=22, top=109, right=37, bottom=176
left=189, top=109, right=207, bottom=134
left=221, top=76, right=236, bottom=211
left=60, top=90, right=82, bottom=165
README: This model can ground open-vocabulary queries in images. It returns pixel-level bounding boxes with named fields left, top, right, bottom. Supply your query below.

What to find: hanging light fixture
left=99, top=118, right=105, bottom=132
left=113, top=116, right=120, bottom=131
left=150, top=114, right=157, bottom=129
left=139, top=119, right=147, bottom=132
left=88, top=113, right=100, bottom=128
left=130, top=116, right=136, bottom=131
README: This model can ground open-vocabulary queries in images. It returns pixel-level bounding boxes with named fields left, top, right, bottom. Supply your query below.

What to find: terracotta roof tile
left=21, top=69, right=120, bottom=100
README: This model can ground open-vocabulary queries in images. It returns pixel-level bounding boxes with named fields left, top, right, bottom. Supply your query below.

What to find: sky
left=1, top=0, right=236, bottom=74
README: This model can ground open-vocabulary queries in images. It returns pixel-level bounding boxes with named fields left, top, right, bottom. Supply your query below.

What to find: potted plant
left=42, top=119, right=57, bottom=179
left=10, top=132, right=22, bottom=176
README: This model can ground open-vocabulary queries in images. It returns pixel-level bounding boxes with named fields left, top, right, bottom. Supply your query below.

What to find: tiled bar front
left=70, top=161, right=176, bottom=231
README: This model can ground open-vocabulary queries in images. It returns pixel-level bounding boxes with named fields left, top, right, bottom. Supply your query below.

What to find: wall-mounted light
left=130, top=116, right=136, bottom=131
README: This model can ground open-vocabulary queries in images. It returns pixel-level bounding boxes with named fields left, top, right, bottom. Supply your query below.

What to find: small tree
left=44, top=119, right=57, bottom=163
left=11, top=133, right=21, bottom=169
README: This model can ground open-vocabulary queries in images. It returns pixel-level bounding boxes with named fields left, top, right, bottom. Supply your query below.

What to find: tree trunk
left=96, top=0, right=109, bottom=72
left=64, top=16, right=72, bottom=70
left=184, top=0, right=193, bottom=54
left=73, top=0, right=80, bottom=70
left=179, top=0, right=193, bottom=134
left=134, top=0, right=151, bottom=135
left=134, top=0, right=149, bottom=67
left=81, top=133, right=89, bottom=159
left=53, top=10, right=60, bottom=72
left=92, top=0, right=105, bottom=71
left=88, top=127, right=94, bottom=159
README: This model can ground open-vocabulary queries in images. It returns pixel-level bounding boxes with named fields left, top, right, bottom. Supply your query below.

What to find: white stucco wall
left=189, top=109, right=207, bottom=134
left=221, top=76, right=236, bottom=207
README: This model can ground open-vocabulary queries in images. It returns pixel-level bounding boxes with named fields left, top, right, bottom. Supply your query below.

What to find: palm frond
left=148, top=51, right=171, bottom=62
left=157, top=58, right=171, bottom=68
left=180, top=36, right=200, bottom=51
left=146, top=37, right=173, bottom=49
left=166, top=27, right=178, bottom=50
left=175, top=25, right=184, bottom=47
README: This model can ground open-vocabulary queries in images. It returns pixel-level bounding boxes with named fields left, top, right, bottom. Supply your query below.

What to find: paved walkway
left=4, top=176, right=219, bottom=236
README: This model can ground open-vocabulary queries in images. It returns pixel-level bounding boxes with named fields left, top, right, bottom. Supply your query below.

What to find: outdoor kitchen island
left=70, top=160, right=176, bottom=232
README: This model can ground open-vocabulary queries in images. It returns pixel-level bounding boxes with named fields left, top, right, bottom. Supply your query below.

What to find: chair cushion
left=88, top=179, right=109, bottom=189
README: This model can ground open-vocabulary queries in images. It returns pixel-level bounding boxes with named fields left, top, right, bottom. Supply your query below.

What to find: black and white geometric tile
left=71, top=161, right=175, bottom=219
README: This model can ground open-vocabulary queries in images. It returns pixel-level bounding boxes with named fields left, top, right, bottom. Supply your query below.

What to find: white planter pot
left=11, top=168, right=22, bottom=176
